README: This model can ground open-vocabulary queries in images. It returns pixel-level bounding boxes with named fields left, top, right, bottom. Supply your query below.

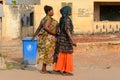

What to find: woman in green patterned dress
left=32, top=5, right=58, bottom=73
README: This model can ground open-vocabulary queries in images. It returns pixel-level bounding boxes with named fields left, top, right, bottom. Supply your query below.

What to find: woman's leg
left=41, top=63, right=52, bottom=74
left=41, top=63, right=46, bottom=72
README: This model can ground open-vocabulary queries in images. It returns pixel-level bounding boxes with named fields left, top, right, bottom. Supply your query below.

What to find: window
left=94, top=2, right=120, bottom=21
left=100, top=5, right=120, bottom=21
left=61, top=2, right=72, bottom=18
left=0, top=2, right=3, bottom=17
left=0, top=1, right=2, bottom=4
left=20, top=12, right=34, bottom=27
left=62, top=2, right=72, bottom=7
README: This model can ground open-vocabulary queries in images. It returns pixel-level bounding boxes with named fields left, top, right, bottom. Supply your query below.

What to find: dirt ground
left=0, top=55, right=120, bottom=80
left=0, top=33, right=120, bottom=80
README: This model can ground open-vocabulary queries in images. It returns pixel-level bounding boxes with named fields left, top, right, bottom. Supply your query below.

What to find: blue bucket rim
left=22, top=37, right=38, bottom=41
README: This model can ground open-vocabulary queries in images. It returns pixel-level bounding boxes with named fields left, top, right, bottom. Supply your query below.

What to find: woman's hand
left=31, top=37, right=34, bottom=41
left=72, top=41, right=77, bottom=47
left=52, top=30, right=56, bottom=35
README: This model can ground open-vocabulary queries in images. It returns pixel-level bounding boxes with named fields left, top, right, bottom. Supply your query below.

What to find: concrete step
left=74, top=42, right=120, bottom=56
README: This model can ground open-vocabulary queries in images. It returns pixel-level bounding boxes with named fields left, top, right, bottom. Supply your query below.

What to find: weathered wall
left=1, top=0, right=120, bottom=40
left=34, top=0, right=120, bottom=34
left=34, top=0, right=94, bottom=34
left=2, top=0, right=20, bottom=40
left=0, top=18, right=2, bottom=40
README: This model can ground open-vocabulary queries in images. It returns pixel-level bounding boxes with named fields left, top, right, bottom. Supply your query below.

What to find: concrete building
left=0, top=0, right=120, bottom=40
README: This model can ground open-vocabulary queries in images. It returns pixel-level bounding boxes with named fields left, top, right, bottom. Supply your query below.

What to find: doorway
left=20, top=5, right=34, bottom=38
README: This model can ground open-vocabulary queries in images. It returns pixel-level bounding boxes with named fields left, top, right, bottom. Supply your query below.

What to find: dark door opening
left=100, top=5, right=120, bottom=21
left=30, top=12, right=34, bottom=26
left=20, top=11, right=34, bottom=38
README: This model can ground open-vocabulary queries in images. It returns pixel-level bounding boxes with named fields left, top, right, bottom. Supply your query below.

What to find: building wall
left=1, top=0, right=120, bottom=40
left=34, top=0, right=120, bottom=34
left=2, top=0, right=20, bottom=40
left=34, top=0, right=94, bottom=34
left=0, top=18, right=2, bottom=40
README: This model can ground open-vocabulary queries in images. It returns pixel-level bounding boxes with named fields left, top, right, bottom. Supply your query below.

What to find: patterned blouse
left=56, top=18, right=73, bottom=53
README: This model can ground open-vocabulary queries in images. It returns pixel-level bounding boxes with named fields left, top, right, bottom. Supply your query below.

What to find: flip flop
left=52, top=70, right=61, bottom=74
left=61, top=72, right=74, bottom=76
left=40, top=70, right=51, bottom=74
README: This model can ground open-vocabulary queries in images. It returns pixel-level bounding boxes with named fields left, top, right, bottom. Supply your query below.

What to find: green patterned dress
left=37, top=16, right=58, bottom=65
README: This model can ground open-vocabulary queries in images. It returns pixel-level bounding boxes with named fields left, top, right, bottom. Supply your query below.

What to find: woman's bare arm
left=32, top=21, right=43, bottom=41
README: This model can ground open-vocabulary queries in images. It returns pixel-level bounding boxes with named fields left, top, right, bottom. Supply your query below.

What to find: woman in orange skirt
left=53, top=6, right=76, bottom=75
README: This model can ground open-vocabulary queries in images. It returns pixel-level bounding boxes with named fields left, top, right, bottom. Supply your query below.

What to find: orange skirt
left=53, top=52, right=73, bottom=72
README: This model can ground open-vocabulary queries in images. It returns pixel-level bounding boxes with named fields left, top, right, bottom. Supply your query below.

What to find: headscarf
left=59, top=6, right=74, bottom=32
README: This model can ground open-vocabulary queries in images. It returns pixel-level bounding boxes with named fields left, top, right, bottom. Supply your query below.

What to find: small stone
left=106, top=66, right=111, bottom=69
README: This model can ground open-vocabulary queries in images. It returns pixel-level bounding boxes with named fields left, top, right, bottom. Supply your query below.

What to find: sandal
left=52, top=70, right=61, bottom=74
left=62, top=72, right=74, bottom=76
left=40, top=70, right=51, bottom=74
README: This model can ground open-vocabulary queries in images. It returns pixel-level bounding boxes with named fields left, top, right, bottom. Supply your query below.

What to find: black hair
left=44, top=5, right=53, bottom=14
